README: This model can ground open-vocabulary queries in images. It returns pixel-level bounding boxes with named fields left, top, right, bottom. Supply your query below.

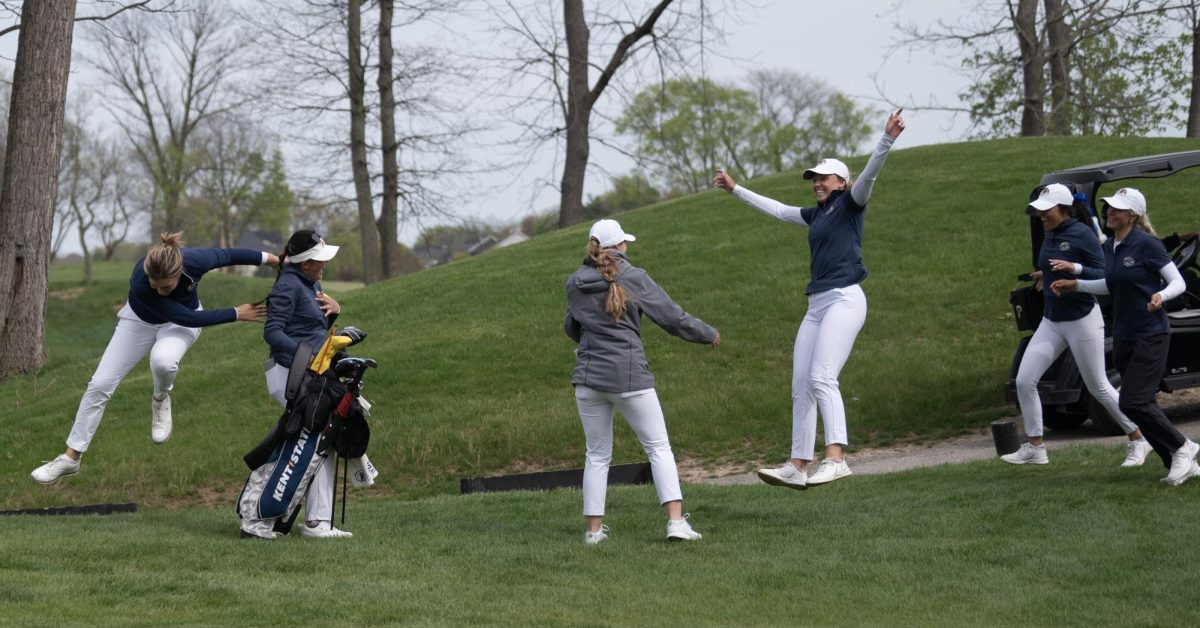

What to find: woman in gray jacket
left=564, top=219, right=720, bottom=545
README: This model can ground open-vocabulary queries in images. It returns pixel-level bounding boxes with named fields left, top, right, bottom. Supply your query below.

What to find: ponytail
left=587, top=238, right=628, bottom=321
left=144, top=231, right=184, bottom=280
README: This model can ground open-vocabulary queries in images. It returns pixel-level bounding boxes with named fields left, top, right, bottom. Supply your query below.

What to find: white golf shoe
left=666, top=515, right=702, bottom=541
left=756, top=462, right=808, bottom=490
left=1163, top=440, right=1199, bottom=484
left=584, top=525, right=609, bottom=546
left=31, top=454, right=80, bottom=485
left=151, top=393, right=172, bottom=444
left=1165, top=461, right=1200, bottom=487
left=301, top=521, right=353, bottom=539
left=807, top=458, right=853, bottom=486
left=1120, top=439, right=1153, bottom=467
left=1001, top=443, right=1049, bottom=465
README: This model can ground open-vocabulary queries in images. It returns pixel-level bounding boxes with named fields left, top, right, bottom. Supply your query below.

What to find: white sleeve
left=732, top=185, right=809, bottom=226
left=1158, top=262, right=1186, bottom=301
left=850, top=133, right=897, bottom=206
left=1075, top=278, right=1109, bottom=295
left=261, top=252, right=270, bottom=265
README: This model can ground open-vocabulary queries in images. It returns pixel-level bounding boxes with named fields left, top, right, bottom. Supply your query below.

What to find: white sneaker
left=1000, top=443, right=1049, bottom=465
left=1120, top=439, right=1153, bottom=467
left=30, top=454, right=80, bottom=485
left=151, top=394, right=173, bottom=444
left=301, top=521, right=353, bottom=538
left=666, top=514, right=702, bottom=541
left=584, top=525, right=609, bottom=545
left=756, top=462, right=808, bottom=490
left=1165, top=461, right=1200, bottom=487
left=1163, top=440, right=1199, bottom=484
left=807, top=458, right=853, bottom=486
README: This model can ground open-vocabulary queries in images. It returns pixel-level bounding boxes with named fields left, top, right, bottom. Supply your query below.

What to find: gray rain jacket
left=564, top=252, right=718, bottom=393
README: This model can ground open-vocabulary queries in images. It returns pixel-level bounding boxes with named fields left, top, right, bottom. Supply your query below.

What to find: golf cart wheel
left=1042, top=404, right=1088, bottom=430
left=1084, top=370, right=1127, bottom=436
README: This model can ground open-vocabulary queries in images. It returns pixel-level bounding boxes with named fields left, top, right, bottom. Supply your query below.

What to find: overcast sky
left=4, top=1, right=1168, bottom=252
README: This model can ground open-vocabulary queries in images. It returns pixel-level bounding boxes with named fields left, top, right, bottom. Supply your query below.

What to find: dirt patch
left=48, top=287, right=85, bottom=300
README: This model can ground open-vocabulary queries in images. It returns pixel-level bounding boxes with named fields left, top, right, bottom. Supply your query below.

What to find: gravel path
left=698, top=391, right=1200, bottom=485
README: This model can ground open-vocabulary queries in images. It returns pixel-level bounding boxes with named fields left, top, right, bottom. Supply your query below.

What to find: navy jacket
left=799, top=189, right=868, bottom=295
left=564, top=252, right=717, bottom=393
left=1039, top=218, right=1105, bottom=322
left=1103, top=228, right=1173, bottom=341
left=264, top=266, right=339, bottom=368
left=127, top=247, right=263, bottom=326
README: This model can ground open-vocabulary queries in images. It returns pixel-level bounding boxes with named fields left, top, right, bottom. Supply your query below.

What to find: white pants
left=1015, top=307, right=1137, bottom=437
left=790, top=285, right=867, bottom=461
left=66, top=303, right=201, bottom=453
left=266, top=361, right=335, bottom=522
left=574, top=385, right=683, bottom=517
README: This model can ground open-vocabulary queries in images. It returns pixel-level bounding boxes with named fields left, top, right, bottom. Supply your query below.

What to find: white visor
left=289, top=239, right=339, bottom=263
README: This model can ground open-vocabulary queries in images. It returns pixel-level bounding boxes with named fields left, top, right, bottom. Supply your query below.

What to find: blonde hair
left=1136, top=213, right=1157, bottom=237
left=587, top=238, right=628, bottom=321
left=144, top=231, right=185, bottom=280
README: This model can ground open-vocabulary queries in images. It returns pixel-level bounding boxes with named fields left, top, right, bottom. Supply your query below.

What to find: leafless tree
left=489, top=0, right=733, bottom=228
left=58, top=102, right=140, bottom=282
left=85, top=0, right=249, bottom=235
left=0, top=0, right=75, bottom=380
left=241, top=0, right=473, bottom=283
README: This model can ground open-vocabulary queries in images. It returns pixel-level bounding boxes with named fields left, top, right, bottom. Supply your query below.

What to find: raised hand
left=885, top=108, right=906, bottom=139
left=712, top=168, right=736, bottom=193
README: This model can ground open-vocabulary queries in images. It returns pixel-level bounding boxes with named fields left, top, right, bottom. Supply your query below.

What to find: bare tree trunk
left=1043, top=0, right=1070, bottom=135
left=0, top=0, right=76, bottom=381
left=1014, top=0, right=1046, bottom=136
left=75, top=218, right=93, bottom=284
left=557, top=0, right=675, bottom=229
left=377, top=0, right=399, bottom=278
left=348, top=0, right=381, bottom=284
left=1189, top=16, right=1200, bottom=138
left=558, top=0, right=591, bottom=229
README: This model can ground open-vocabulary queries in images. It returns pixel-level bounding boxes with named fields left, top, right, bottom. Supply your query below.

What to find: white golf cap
left=1028, top=183, right=1074, bottom=211
left=1101, top=187, right=1147, bottom=216
left=589, top=219, right=636, bottom=248
left=802, top=158, right=850, bottom=181
left=289, top=237, right=340, bottom=263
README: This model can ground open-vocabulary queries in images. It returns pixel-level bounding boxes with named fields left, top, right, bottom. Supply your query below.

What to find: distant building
left=232, top=230, right=284, bottom=277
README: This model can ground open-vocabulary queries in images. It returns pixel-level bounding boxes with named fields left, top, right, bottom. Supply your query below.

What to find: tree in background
left=0, top=0, right=76, bottom=379
left=492, top=0, right=736, bottom=228
left=1170, top=1, right=1200, bottom=136
left=583, top=173, right=661, bottom=220
left=890, top=0, right=1194, bottom=138
left=87, top=1, right=249, bottom=235
left=58, top=109, right=137, bottom=283
left=618, top=73, right=872, bottom=194
left=242, top=0, right=469, bottom=285
left=191, top=116, right=293, bottom=254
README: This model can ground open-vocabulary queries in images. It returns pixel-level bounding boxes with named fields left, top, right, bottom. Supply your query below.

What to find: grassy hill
left=4, top=136, right=1199, bottom=509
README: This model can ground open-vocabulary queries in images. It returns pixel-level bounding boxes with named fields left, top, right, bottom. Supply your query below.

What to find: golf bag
left=237, top=355, right=375, bottom=538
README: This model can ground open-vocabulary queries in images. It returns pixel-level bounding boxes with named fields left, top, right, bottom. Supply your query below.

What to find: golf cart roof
left=1039, top=150, right=1200, bottom=186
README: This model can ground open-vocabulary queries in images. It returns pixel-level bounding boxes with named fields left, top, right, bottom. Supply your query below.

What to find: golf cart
left=1005, top=150, right=1200, bottom=434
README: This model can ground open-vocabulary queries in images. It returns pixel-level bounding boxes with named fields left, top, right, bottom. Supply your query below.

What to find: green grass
left=5, top=136, right=1200, bottom=511
left=4, top=448, right=1198, bottom=626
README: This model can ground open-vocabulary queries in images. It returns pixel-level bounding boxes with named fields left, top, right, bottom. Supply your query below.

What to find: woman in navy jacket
left=260, top=229, right=350, bottom=538
left=713, top=110, right=904, bottom=489
left=1052, top=188, right=1194, bottom=485
left=31, top=232, right=275, bottom=484
left=1003, top=184, right=1149, bottom=466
